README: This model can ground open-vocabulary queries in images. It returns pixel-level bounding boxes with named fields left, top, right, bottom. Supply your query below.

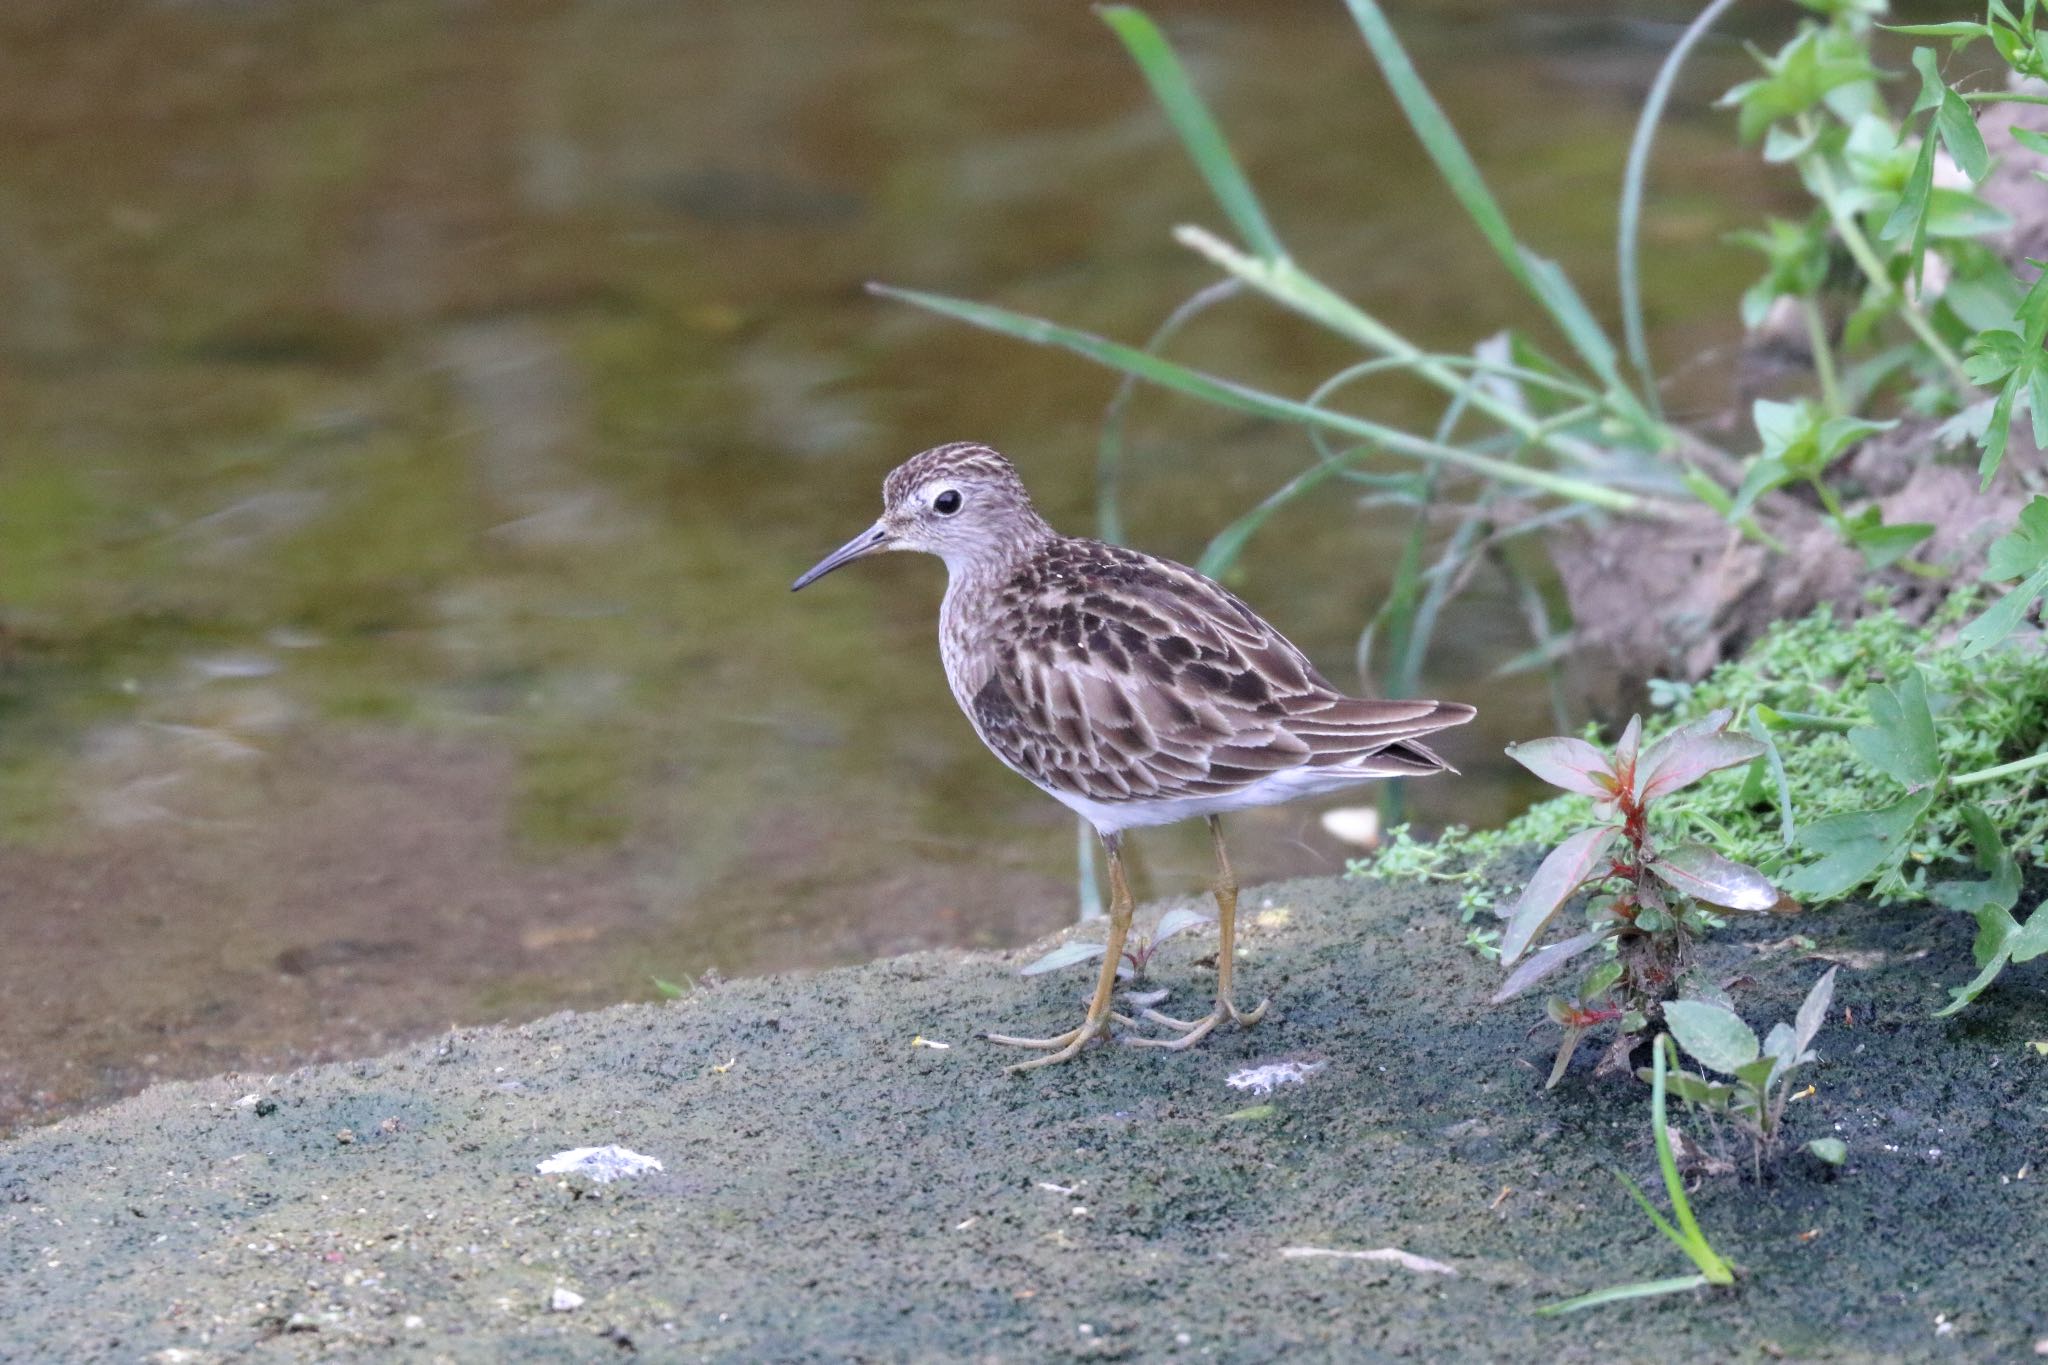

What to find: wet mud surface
left=4, top=870, right=2043, bottom=1361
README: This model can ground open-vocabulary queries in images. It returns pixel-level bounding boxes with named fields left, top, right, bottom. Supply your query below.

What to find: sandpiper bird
left=792, top=443, right=1474, bottom=1070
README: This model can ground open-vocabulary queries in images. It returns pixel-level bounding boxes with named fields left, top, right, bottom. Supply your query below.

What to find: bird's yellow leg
left=1130, top=816, right=1269, bottom=1051
left=986, top=833, right=1136, bottom=1070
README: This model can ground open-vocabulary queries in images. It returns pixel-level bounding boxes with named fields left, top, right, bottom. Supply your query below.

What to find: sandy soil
left=3, top=870, right=2043, bottom=1362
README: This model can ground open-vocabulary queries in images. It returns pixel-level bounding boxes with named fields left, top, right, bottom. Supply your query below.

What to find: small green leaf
left=1581, top=960, right=1625, bottom=1001
left=1763, top=1020, right=1801, bottom=1070
left=1839, top=507, right=1936, bottom=570
left=1880, top=131, right=1936, bottom=248
left=1746, top=711, right=1797, bottom=846
left=1806, top=1137, right=1848, bottom=1165
left=1908, top=47, right=1947, bottom=115
left=1780, top=789, right=1937, bottom=900
left=1764, top=121, right=1822, bottom=164
left=2017, top=262, right=2048, bottom=349
left=1663, top=1001, right=1761, bottom=1075
left=1846, top=666, right=1940, bottom=789
left=1984, top=496, right=2048, bottom=581
left=1936, top=90, right=1990, bottom=183
left=1965, top=328, right=2029, bottom=385
left=1815, top=414, right=1895, bottom=464
left=1882, top=23, right=1990, bottom=40
left=1931, top=804, right=2022, bottom=915
left=1730, top=454, right=1795, bottom=518
left=1733, top=1055, right=1780, bottom=1095
left=1547, top=1025, right=1586, bottom=1089
left=1923, top=188, right=2013, bottom=238
left=1933, top=900, right=2044, bottom=1017
left=1981, top=374, right=2019, bottom=489
left=1718, top=27, right=1880, bottom=143
left=1794, top=966, right=1839, bottom=1053
left=1959, top=562, right=2048, bottom=656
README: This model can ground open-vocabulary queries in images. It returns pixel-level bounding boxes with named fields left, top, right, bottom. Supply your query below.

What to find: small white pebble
left=536, top=1146, right=663, bottom=1184
left=550, top=1287, right=584, bottom=1313
left=403, top=1315, right=424, bottom=1331
left=1226, top=1060, right=1326, bottom=1096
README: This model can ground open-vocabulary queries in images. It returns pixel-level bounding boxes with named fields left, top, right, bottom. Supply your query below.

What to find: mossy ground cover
left=1368, top=601, right=2048, bottom=922
left=4, top=869, right=2042, bottom=1362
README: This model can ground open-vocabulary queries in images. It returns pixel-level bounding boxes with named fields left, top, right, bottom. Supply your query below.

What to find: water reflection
left=0, top=0, right=1789, bottom=1129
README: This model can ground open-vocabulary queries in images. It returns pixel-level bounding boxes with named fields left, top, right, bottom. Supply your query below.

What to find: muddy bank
left=3, top=870, right=2043, bottom=1362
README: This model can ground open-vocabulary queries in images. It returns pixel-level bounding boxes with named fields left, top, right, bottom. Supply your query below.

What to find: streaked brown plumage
left=794, top=442, right=1475, bottom=1068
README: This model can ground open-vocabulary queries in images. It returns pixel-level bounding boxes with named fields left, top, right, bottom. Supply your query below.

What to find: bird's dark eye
left=932, top=489, right=962, bottom=515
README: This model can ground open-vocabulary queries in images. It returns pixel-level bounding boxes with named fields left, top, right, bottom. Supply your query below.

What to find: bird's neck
left=936, top=514, right=1057, bottom=706
left=937, top=512, right=1057, bottom=602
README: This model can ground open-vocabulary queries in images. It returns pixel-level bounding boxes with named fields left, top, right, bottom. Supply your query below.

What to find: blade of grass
left=1195, top=456, right=1353, bottom=579
left=1075, top=820, right=1104, bottom=923
left=1490, top=543, right=1573, bottom=733
left=1098, top=278, right=1241, bottom=545
left=1392, top=489, right=1492, bottom=699
left=1618, top=0, right=1742, bottom=414
left=1746, top=710, right=1797, bottom=846
left=1341, top=0, right=1634, bottom=404
left=1099, top=6, right=1288, bottom=262
left=1652, top=1035, right=1737, bottom=1284
left=1176, top=227, right=1626, bottom=467
left=1539, top=1037, right=1735, bottom=1314
left=869, top=282, right=1644, bottom=511
left=1386, top=375, right=1493, bottom=699
left=1536, top=1274, right=1712, bottom=1316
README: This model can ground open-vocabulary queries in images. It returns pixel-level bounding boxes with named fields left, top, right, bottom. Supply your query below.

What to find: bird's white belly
left=1036, top=764, right=1383, bottom=836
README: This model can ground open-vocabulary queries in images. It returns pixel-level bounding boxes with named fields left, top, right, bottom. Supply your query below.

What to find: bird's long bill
left=791, top=520, right=894, bottom=591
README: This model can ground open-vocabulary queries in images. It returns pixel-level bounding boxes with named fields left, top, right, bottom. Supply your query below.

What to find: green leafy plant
left=1722, top=0, right=2048, bottom=652
left=1929, top=803, right=2048, bottom=1016
left=1652, top=967, right=1842, bottom=1181
left=1538, top=1035, right=1737, bottom=1315
left=1365, top=602, right=2048, bottom=1000
left=1692, top=0, right=2048, bottom=695
left=1772, top=665, right=2048, bottom=946
left=1492, top=709, right=1786, bottom=1086
left=1960, top=494, right=2048, bottom=656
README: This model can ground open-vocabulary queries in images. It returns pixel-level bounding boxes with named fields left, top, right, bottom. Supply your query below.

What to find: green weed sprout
left=1652, top=967, right=1842, bottom=1181
left=1538, top=1034, right=1737, bottom=1315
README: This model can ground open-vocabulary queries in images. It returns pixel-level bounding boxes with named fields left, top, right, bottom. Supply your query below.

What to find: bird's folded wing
left=969, top=558, right=1473, bottom=804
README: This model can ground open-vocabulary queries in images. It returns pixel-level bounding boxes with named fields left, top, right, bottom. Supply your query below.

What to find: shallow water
left=0, top=0, right=1788, bottom=1128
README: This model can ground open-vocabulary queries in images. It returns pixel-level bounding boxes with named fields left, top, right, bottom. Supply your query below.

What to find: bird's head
left=791, top=442, right=1048, bottom=590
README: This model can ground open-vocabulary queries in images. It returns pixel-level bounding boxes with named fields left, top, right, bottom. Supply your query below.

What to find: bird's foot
left=1128, top=996, right=1270, bottom=1051
left=982, top=1012, right=1136, bottom=1071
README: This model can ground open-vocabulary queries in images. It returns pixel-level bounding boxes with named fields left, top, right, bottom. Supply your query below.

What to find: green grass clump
left=1360, top=596, right=2048, bottom=909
